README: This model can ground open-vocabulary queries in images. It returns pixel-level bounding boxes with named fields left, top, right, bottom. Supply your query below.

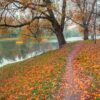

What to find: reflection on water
left=0, top=40, right=58, bottom=67
left=1, top=36, right=100, bottom=67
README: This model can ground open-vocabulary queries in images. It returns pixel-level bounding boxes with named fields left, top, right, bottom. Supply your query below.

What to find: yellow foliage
left=73, top=12, right=83, bottom=21
left=19, top=25, right=30, bottom=42
left=16, top=40, right=24, bottom=45
left=77, top=26, right=84, bottom=33
left=20, top=0, right=32, bottom=5
left=0, top=28, right=9, bottom=34
left=30, top=20, right=39, bottom=33
left=40, top=19, right=52, bottom=29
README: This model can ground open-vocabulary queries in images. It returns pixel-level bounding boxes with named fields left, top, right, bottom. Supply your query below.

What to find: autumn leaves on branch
left=0, top=0, right=100, bottom=47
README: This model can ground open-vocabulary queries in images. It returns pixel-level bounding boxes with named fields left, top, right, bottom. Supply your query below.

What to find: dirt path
left=56, top=42, right=84, bottom=100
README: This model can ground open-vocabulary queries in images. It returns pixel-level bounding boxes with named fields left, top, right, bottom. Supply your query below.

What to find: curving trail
left=56, top=42, right=84, bottom=100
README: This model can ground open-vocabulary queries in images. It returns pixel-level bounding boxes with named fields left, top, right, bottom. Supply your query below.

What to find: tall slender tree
left=71, top=0, right=97, bottom=40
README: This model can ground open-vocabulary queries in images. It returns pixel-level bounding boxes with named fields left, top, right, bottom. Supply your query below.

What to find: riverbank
left=0, top=38, right=18, bottom=41
left=0, top=41, right=100, bottom=99
left=0, top=36, right=83, bottom=68
left=0, top=43, right=74, bottom=99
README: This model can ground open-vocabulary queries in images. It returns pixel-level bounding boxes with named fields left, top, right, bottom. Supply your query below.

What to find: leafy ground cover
left=0, top=43, right=74, bottom=100
left=74, top=40, right=100, bottom=100
left=0, top=40, right=100, bottom=100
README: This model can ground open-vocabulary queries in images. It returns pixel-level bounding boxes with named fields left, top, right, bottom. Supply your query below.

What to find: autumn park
left=0, top=0, right=100, bottom=100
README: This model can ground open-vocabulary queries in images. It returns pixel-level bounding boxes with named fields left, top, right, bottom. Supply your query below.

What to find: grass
left=0, top=38, right=18, bottom=41
left=0, top=43, right=74, bottom=100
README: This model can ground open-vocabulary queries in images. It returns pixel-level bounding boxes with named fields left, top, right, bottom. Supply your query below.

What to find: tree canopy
left=0, top=0, right=100, bottom=47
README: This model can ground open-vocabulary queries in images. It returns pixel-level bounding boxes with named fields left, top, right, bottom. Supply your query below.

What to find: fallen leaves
left=1, top=41, right=99, bottom=99
left=74, top=40, right=100, bottom=99
left=0, top=43, right=74, bottom=99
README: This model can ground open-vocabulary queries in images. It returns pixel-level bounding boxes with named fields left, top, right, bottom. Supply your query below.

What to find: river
left=0, top=36, right=100, bottom=67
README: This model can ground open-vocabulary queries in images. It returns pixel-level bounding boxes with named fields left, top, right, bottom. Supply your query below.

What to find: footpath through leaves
left=56, top=42, right=84, bottom=100
left=0, top=41, right=100, bottom=100
left=55, top=41, right=100, bottom=100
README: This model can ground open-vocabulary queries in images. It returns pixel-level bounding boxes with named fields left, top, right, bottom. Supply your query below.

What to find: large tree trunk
left=83, top=28, right=89, bottom=40
left=46, top=0, right=67, bottom=48
left=55, top=30, right=66, bottom=48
